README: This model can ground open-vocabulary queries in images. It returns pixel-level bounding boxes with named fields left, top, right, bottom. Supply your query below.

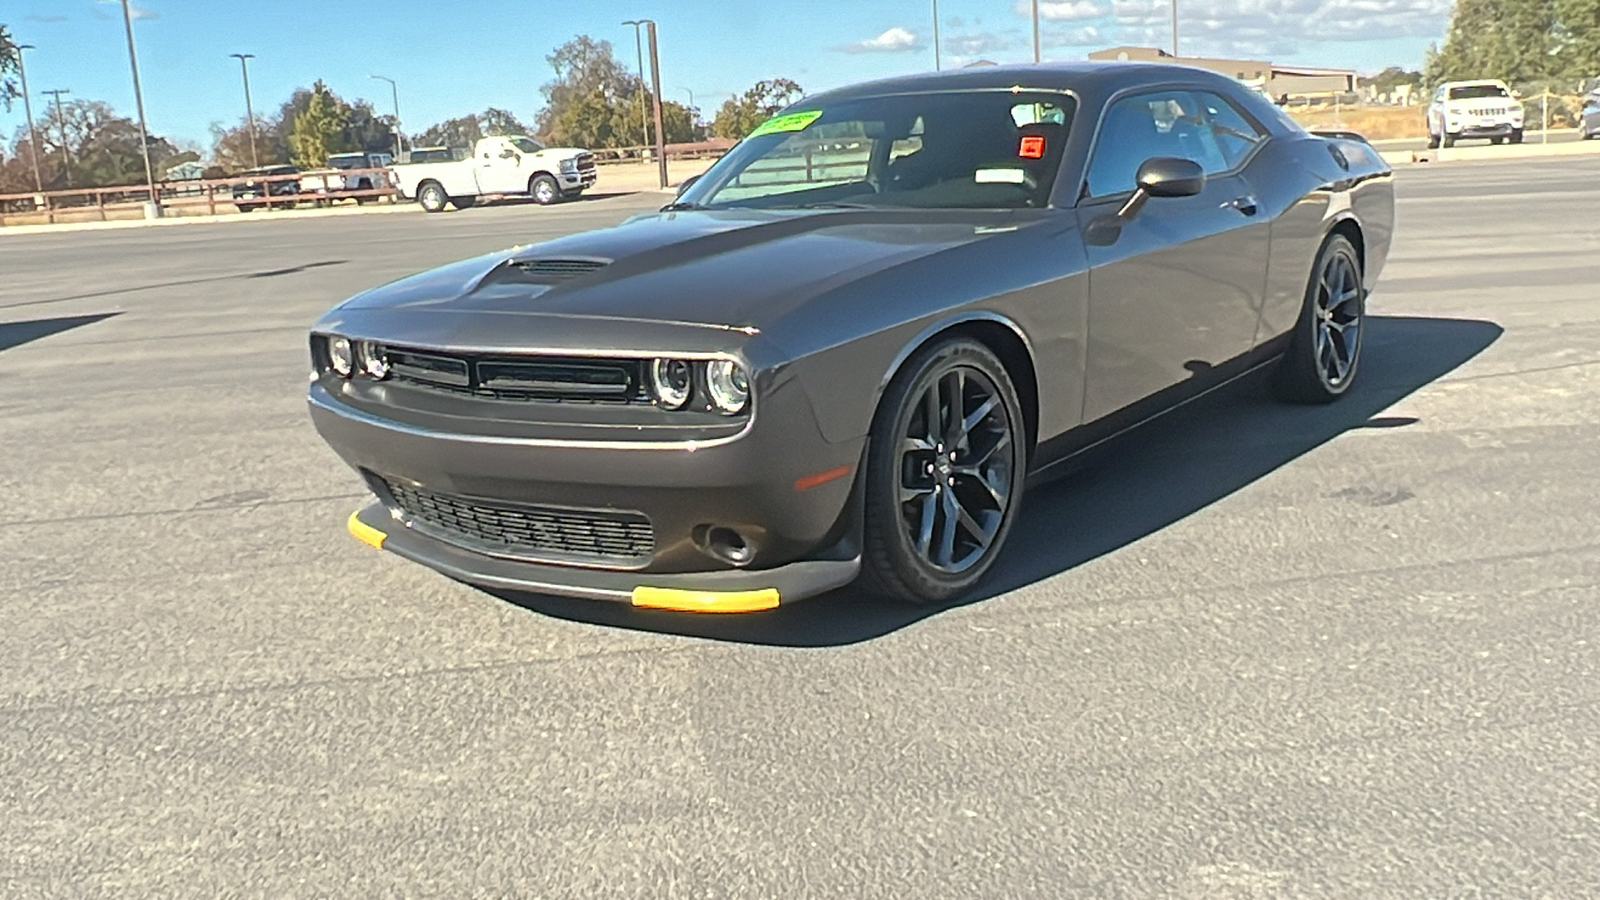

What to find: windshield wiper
left=790, top=201, right=878, bottom=210
left=660, top=200, right=706, bottom=211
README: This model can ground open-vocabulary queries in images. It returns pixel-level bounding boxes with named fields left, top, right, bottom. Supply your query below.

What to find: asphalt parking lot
left=3, top=159, right=1598, bottom=898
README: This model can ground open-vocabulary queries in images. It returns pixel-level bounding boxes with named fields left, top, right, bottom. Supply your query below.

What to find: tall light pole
left=43, top=88, right=72, bottom=187
left=1031, top=0, right=1041, bottom=63
left=117, top=0, right=159, bottom=206
left=371, top=75, right=402, bottom=159
left=932, top=0, right=941, bottom=71
left=646, top=21, right=667, bottom=189
left=229, top=53, right=258, bottom=169
left=622, top=20, right=653, bottom=153
left=15, top=44, right=44, bottom=192
left=1171, top=0, right=1179, bottom=57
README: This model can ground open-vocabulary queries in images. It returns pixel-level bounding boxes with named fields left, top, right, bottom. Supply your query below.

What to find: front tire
left=417, top=181, right=449, bottom=213
left=1509, top=129, right=1524, bottom=144
left=860, top=338, right=1027, bottom=605
left=1272, top=234, right=1365, bottom=404
left=448, top=196, right=477, bottom=211
left=530, top=174, right=560, bottom=205
left=1426, top=131, right=1441, bottom=149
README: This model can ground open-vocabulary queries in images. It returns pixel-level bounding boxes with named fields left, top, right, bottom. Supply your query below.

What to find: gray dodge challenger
left=308, top=62, right=1394, bottom=612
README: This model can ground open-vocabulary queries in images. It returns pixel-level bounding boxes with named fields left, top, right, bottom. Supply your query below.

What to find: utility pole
left=1171, top=0, right=1179, bottom=57
left=371, top=75, right=403, bottom=159
left=646, top=21, right=667, bottom=190
left=43, top=88, right=72, bottom=187
left=230, top=53, right=258, bottom=168
left=118, top=0, right=159, bottom=207
left=932, top=0, right=942, bottom=70
left=1031, top=0, right=1041, bottom=63
left=622, top=20, right=652, bottom=155
left=15, top=44, right=44, bottom=193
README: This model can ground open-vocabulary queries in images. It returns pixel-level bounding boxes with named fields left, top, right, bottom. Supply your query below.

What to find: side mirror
left=675, top=174, right=702, bottom=197
left=1115, top=157, right=1205, bottom=220
left=1136, top=157, right=1205, bottom=198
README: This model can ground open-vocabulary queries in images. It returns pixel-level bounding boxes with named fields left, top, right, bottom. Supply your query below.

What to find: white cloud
left=839, top=26, right=923, bottom=53
left=945, top=30, right=1021, bottom=56
left=96, top=0, right=158, bottom=20
left=1015, top=0, right=1109, bottom=20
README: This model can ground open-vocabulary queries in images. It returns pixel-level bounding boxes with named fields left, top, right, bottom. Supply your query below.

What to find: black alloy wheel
left=1273, top=233, right=1365, bottom=404
left=861, top=338, right=1026, bottom=604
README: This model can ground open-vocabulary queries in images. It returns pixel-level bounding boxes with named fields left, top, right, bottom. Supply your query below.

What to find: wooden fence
left=0, top=168, right=397, bottom=227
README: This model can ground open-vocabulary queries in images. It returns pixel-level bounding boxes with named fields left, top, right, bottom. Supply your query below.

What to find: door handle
left=1225, top=195, right=1259, bottom=216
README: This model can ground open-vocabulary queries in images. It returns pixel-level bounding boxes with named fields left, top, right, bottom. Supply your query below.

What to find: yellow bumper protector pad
left=347, top=511, right=387, bottom=550
left=631, top=586, right=780, bottom=613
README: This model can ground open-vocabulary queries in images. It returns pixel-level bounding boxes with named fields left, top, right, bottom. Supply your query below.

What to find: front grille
left=379, top=477, right=654, bottom=566
left=575, top=152, right=596, bottom=174
left=386, top=346, right=650, bottom=405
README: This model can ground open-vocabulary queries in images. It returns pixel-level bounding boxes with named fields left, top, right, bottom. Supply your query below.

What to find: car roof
left=801, top=61, right=1243, bottom=105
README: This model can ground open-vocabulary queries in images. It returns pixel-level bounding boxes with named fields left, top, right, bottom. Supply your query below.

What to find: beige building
left=1087, top=46, right=1355, bottom=100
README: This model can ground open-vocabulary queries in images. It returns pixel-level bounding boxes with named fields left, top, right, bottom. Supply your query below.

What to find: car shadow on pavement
left=491, top=315, right=1502, bottom=647
left=0, top=312, right=121, bottom=355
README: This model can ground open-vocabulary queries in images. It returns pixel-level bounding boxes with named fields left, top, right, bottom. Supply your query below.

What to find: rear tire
left=1490, top=136, right=1505, bottom=145
left=1442, top=132, right=1457, bottom=148
left=530, top=174, right=560, bottom=206
left=1510, top=129, right=1524, bottom=144
left=859, top=338, right=1027, bottom=605
left=417, top=181, right=449, bottom=213
left=1272, top=234, right=1365, bottom=405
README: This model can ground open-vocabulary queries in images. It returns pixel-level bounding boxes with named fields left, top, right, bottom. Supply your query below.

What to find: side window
left=1194, top=91, right=1266, bottom=171
left=1085, top=91, right=1231, bottom=196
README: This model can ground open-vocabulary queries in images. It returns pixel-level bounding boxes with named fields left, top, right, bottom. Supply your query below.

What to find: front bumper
left=347, top=503, right=859, bottom=611
left=309, top=376, right=866, bottom=607
left=1448, top=122, right=1519, bottom=137
left=560, top=169, right=598, bottom=192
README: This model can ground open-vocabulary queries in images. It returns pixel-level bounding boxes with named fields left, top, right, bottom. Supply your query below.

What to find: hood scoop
left=470, top=256, right=612, bottom=296
left=511, top=258, right=609, bottom=282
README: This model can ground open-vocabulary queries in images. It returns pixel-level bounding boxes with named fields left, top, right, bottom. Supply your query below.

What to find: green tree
left=288, top=81, right=352, bottom=167
left=1428, top=0, right=1599, bottom=83
left=6, top=98, right=177, bottom=189
left=533, top=35, right=703, bottom=149
left=709, top=79, right=805, bottom=139
left=1, top=24, right=21, bottom=110
left=414, top=107, right=534, bottom=149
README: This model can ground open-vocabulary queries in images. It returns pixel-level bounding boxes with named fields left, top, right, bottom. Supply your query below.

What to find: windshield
left=1449, top=85, right=1511, bottom=100
left=510, top=137, right=546, bottom=154
left=679, top=90, right=1075, bottom=210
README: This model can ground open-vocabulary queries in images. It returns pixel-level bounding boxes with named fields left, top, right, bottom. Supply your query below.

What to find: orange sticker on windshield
left=1019, top=135, right=1046, bottom=159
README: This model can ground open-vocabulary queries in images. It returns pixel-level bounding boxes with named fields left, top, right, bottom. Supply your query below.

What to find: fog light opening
left=703, top=526, right=754, bottom=566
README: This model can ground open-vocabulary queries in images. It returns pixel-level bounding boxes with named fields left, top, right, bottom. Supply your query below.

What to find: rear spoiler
left=1309, top=128, right=1372, bottom=144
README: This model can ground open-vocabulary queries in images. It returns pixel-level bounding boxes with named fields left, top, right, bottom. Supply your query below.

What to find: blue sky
left=3, top=0, right=1449, bottom=150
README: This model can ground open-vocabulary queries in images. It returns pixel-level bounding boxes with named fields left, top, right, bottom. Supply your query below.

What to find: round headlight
left=360, top=341, right=389, bottom=380
left=706, top=359, right=749, bottom=414
left=328, top=336, right=354, bottom=377
left=649, top=358, right=693, bottom=409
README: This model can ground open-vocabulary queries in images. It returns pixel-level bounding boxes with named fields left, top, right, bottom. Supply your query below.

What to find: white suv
left=1427, top=80, right=1525, bottom=148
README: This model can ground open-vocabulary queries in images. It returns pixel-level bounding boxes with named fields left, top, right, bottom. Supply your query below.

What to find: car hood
left=338, top=208, right=1019, bottom=335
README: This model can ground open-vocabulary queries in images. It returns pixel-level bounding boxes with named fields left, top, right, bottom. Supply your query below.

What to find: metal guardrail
left=0, top=167, right=397, bottom=226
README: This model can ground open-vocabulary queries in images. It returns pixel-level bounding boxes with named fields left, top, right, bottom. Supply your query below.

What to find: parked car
left=309, top=62, right=1394, bottom=611
left=231, top=165, right=302, bottom=212
left=388, top=135, right=597, bottom=212
left=1426, top=79, right=1525, bottom=147
left=1582, top=92, right=1600, bottom=140
left=299, top=152, right=395, bottom=203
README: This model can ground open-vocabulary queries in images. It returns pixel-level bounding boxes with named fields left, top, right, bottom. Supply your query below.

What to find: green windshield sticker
left=748, top=110, right=823, bottom=138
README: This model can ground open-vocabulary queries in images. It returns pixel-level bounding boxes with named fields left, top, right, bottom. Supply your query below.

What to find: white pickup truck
left=390, top=135, right=598, bottom=212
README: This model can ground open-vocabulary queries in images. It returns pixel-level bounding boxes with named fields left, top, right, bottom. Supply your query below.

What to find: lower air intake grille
left=379, top=477, right=654, bottom=567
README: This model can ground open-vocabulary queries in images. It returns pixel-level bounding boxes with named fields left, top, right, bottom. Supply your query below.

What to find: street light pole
left=1171, top=0, right=1179, bottom=57
left=1031, top=0, right=1041, bottom=63
left=371, top=75, right=402, bottom=159
left=15, top=44, right=44, bottom=192
left=932, top=0, right=941, bottom=70
left=229, top=53, right=258, bottom=169
left=622, top=20, right=652, bottom=154
left=42, top=88, right=72, bottom=187
left=646, top=21, right=667, bottom=190
left=117, top=0, right=159, bottom=206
